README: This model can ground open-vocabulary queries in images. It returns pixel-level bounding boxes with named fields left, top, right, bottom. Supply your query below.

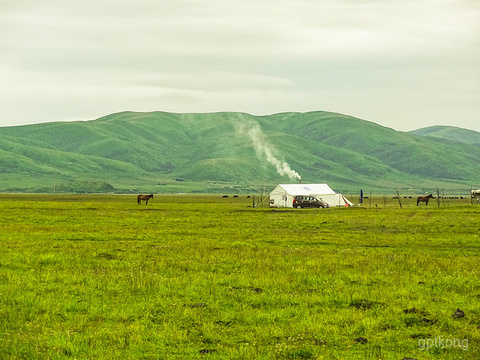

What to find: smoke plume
left=234, top=118, right=301, bottom=181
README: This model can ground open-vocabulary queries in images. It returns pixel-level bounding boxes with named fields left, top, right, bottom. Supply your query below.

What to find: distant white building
left=269, top=183, right=353, bottom=208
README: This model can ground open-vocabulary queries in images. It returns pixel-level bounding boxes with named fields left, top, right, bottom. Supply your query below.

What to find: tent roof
left=274, top=183, right=336, bottom=195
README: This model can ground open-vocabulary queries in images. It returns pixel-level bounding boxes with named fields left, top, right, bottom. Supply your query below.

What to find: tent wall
left=269, top=185, right=294, bottom=208
left=318, top=193, right=353, bottom=207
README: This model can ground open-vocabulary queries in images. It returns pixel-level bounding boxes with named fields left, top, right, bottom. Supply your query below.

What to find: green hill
left=1, top=111, right=479, bottom=194
left=410, top=125, right=480, bottom=145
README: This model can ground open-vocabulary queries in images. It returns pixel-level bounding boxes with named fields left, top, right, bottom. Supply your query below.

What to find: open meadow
left=0, top=194, right=479, bottom=359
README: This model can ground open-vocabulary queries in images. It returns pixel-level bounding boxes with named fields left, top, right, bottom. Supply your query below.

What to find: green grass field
left=0, top=194, right=479, bottom=359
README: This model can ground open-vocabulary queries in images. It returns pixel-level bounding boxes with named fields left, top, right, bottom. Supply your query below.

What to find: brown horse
left=417, top=194, right=433, bottom=206
left=137, top=194, right=154, bottom=205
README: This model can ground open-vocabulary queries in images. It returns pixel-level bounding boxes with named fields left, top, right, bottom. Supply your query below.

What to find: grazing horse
left=417, top=194, right=433, bottom=206
left=137, top=194, right=154, bottom=205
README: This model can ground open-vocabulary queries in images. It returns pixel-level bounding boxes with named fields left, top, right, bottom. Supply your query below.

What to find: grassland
left=0, top=194, right=479, bottom=359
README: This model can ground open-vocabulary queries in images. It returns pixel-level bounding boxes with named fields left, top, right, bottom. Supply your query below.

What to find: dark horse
left=417, top=194, right=433, bottom=206
left=137, top=194, right=154, bottom=205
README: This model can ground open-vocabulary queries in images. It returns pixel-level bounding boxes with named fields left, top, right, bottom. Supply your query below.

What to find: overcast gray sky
left=1, top=0, right=479, bottom=131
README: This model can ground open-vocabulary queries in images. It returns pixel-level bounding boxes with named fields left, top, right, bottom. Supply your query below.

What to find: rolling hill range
left=1, top=111, right=479, bottom=194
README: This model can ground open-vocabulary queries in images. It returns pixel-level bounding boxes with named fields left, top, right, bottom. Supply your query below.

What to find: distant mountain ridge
left=410, top=125, right=480, bottom=145
left=0, top=111, right=479, bottom=194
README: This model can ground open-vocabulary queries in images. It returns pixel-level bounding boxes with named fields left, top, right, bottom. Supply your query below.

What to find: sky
left=1, top=0, right=479, bottom=131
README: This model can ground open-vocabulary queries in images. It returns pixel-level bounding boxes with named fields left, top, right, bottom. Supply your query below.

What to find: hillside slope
left=410, top=126, right=480, bottom=145
left=1, top=111, right=479, bottom=193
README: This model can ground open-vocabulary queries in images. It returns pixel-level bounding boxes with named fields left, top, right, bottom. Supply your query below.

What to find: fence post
left=395, top=190, right=403, bottom=208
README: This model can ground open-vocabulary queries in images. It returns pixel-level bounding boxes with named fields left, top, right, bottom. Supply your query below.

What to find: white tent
left=269, top=184, right=353, bottom=208
left=472, top=189, right=480, bottom=202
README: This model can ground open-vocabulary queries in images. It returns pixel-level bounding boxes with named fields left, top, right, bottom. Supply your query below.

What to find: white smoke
left=234, top=118, right=301, bottom=181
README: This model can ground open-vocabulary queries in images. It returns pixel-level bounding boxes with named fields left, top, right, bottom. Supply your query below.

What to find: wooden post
left=395, top=190, right=403, bottom=208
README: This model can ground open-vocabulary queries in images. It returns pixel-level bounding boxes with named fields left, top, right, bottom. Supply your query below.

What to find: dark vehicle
left=293, top=195, right=329, bottom=209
